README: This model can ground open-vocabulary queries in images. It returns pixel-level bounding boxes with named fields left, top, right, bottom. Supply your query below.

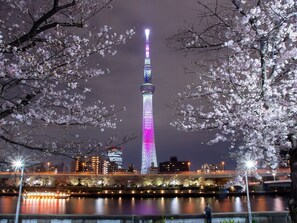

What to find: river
left=0, top=194, right=290, bottom=215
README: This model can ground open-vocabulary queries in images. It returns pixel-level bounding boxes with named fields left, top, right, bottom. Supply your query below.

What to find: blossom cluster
left=0, top=0, right=134, bottom=161
left=172, top=0, right=297, bottom=169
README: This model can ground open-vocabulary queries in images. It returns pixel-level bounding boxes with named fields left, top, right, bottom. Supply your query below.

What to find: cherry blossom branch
left=0, top=134, right=75, bottom=159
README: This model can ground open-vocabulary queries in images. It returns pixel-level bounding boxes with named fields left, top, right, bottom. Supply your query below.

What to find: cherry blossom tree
left=169, top=0, right=297, bottom=220
left=0, top=1, right=134, bottom=164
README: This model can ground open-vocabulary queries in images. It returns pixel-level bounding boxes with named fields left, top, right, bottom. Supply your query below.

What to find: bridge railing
left=0, top=212, right=291, bottom=223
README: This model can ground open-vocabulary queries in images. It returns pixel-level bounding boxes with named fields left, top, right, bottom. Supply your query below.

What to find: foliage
left=170, top=0, right=297, bottom=220
left=170, top=0, right=297, bottom=170
left=219, top=220, right=239, bottom=223
left=0, top=0, right=134, bottom=163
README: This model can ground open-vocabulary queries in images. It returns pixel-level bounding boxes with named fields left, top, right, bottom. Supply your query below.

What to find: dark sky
left=85, top=0, right=235, bottom=171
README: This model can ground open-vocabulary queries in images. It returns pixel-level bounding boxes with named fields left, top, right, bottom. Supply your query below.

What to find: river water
left=0, top=194, right=290, bottom=215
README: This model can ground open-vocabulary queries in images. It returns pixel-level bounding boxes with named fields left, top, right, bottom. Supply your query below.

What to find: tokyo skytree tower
left=140, top=29, right=157, bottom=174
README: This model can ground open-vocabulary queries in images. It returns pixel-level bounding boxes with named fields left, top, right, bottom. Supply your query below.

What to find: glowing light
left=245, top=160, right=255, bottom=169
left=141, top=29, right=157, bottom=174
left=141, top=89, right=157, bottom=173
left=12, top=158, right=24, bottom=171
left=145, top=29, right=150, bottom=40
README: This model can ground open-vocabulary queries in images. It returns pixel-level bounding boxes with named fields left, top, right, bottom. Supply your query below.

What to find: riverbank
left=0, top=185, right=291, bottom=198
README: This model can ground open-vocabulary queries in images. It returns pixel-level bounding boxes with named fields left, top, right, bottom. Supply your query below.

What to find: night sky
left=84, top=0, right=235, bottom=171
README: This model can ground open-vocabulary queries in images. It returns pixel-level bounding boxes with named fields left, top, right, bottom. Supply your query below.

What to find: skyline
left=89, top=0, right=235, bottom=171
left=0, top=0, right=295, bottom=222
left=0, top=1, right=234, bottom=171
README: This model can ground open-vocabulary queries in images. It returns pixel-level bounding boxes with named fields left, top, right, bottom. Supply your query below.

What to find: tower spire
left=145, top=29, right=150, bottom=59
left=143, top=29, right=152, bottom=84
left=140, top=28, right=157, bottom=174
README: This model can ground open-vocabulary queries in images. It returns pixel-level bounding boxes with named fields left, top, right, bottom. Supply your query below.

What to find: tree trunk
left=289, top=136, right=297, bottom=223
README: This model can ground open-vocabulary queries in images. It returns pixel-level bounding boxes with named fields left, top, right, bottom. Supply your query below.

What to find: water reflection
left=159, top=197, right=166, bottom=213
left=234, top=197, right=243, bottom=212
left=95, top=198, right=104, bottom=214
left=184, top=197, right=196, bottom=213
left=170, top=197, right=179, bottom=214
left=253, top=195, right=268, bottom=211
left=22, top=198, right=66, bottom=214
left=0, top=195, right=289, bottom=215
left=0, top=196, right=15, bottom=213
left=274, top=196, right=285, bottom=212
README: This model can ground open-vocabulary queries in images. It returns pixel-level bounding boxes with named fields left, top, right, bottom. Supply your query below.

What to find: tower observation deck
left=140, top=29, right=157, bottom=174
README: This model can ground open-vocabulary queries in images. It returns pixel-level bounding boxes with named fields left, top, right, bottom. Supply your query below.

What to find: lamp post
left=47, top=162, right=50, bottom=172
left=221, top=161, right=225, bottom=171
left=12, top=159, right=25, bottom=223
left=245, top=160, right=255, bottom=223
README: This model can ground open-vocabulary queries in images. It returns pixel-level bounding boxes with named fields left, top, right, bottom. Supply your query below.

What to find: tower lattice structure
left=140, top=29, right=157, bottom=174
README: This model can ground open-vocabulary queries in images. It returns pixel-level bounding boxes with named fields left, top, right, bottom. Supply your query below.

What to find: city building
left=159, top=156, right=190, bottom=173
left=140, top=29, right=158, bottom=174
left=102, top=159, right=109, bottom=175
left=107, top=161, right=118, bottom=173
left=28, top=163, right=46, bottom=173
left=201, top=162, right=225, bottom=172
left=25, top=162, right=67, bottom=173
left=71, top=155, right=103, bottom=174
left=107, top=146, right=123, bottom=169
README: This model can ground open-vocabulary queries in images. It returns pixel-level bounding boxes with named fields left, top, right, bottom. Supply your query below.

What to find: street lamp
left=221, top=161, right=225, bottom=171
left=245, top=160, right=255, bottom=223
left=47, top=162, right=50, bottom=172
left=12, top=159, right=25, bottom=223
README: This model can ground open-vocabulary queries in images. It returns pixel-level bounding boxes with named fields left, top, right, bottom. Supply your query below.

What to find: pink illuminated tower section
left=140, top=29, right=157, bottom=174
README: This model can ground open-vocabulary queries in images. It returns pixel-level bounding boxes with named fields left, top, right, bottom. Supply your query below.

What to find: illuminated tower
left=140, top=29, right=157, bottom=174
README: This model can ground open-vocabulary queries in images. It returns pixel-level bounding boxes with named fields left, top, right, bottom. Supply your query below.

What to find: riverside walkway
left=0, top=212, right=291, bottom=223
left=0, top=169, right=291, bottom=179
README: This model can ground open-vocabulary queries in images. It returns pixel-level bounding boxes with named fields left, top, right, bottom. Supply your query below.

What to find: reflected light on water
left=170, top=197, right=179, bottom=214
left=274, top=196, right=284, bottom=212
left=0, top=195, right=289, bottom=215
left=73, top=197, right=87, bottom=214
left=253, top=195, right=267, bottom=211
left=22, top=198, right=66, bottom=214
left=200, top=197, right=205, bottom=205
left=119, top=197, right=122, bottom=208
left=131, top=197, right=135, bottom=209
left=234, top=197, right=243, bottom=212
left=0, top=196, right=14, bottom=214
left=158, top=197, right=165, bottom=213
left=184, top=197, right=196, bottom=213
left=95, top=198, right=104, bottom=214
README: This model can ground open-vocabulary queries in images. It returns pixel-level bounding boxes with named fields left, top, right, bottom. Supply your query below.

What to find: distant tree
left=169, top=0, right=296, bottom=220
left=127, top=163, right=135, bottom=173
left=0, top=1, right=134, bottom=163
